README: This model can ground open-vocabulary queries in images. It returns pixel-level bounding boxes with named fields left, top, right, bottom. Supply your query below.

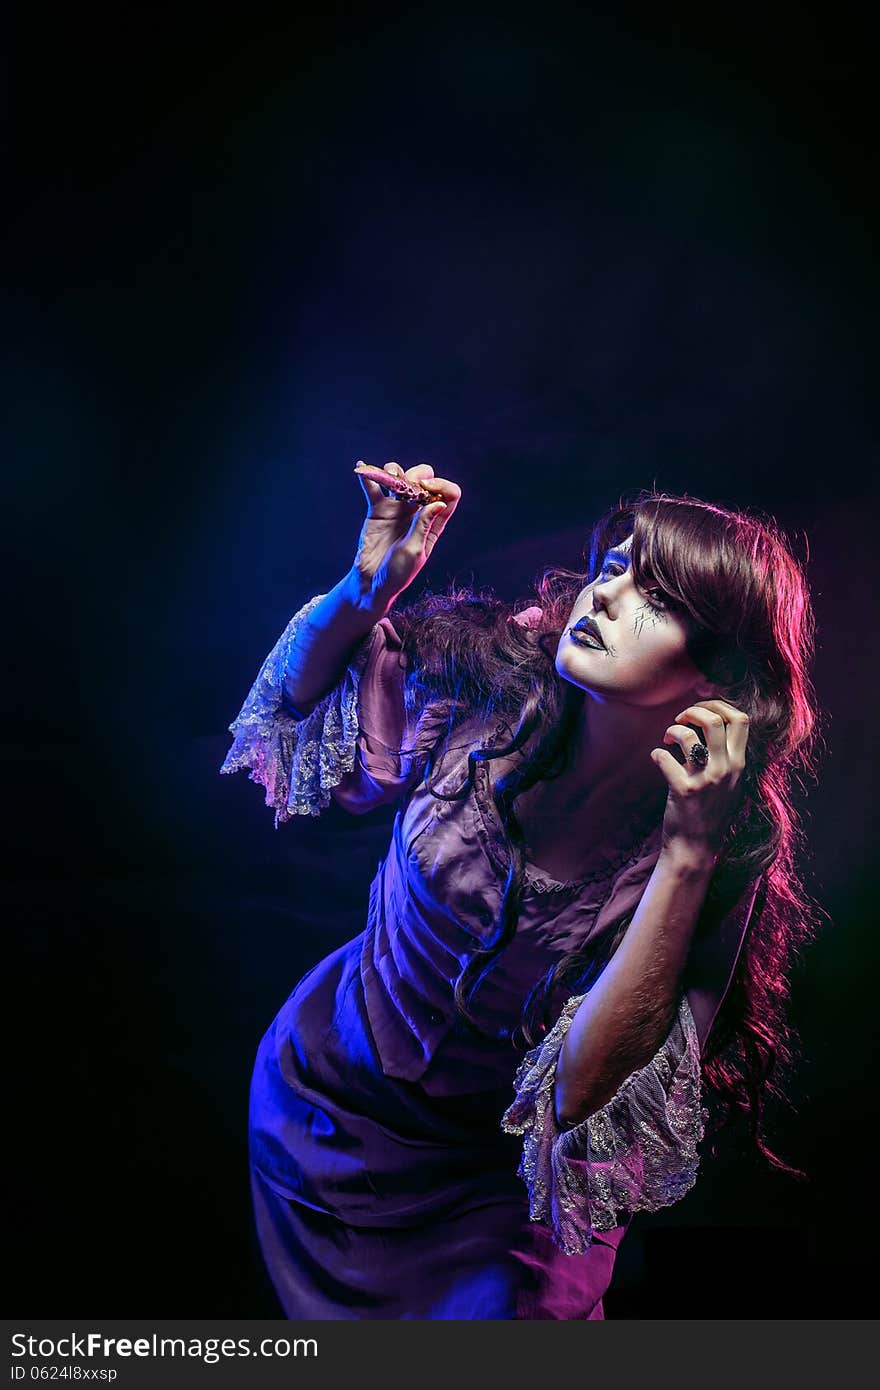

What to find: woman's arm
left=281, top=568, right=385, bottom=715
left=284, top=461, right=460, bottom=714
left=554, top=843, right=715, bottom=1126
left=556, top=695, right=751, bottom=1127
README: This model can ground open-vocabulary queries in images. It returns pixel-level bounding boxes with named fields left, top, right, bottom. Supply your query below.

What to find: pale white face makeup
left=556, top=535, right=714, bottom=708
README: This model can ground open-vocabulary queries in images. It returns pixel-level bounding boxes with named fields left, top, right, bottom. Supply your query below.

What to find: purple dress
left=221, top=595, right=760, bottom=1319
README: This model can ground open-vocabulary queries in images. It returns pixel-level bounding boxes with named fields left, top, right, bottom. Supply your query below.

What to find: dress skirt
left=248, top=935, right=624, bottom=1320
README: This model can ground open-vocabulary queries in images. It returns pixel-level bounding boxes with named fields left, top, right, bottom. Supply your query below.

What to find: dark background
left=7, top=1, right=878, bottom=1316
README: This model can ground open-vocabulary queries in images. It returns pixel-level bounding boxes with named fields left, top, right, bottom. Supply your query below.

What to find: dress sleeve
left=500, top=993, right=704, bottom=1256
left=219, top=593, right=422, bottom=824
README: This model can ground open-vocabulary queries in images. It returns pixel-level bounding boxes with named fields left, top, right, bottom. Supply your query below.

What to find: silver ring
left=688, top=741, right=709, bottom=769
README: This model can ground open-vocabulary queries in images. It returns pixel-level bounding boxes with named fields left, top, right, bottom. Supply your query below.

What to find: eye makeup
left=598, top=553, right=669, bottom=628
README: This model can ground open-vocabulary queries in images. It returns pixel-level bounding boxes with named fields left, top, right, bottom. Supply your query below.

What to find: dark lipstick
left=570, top=615, right=605, bottom=648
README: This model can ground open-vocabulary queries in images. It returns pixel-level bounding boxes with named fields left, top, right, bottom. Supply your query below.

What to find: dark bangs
left=584, top=502, right=686, bottom=608
left=589, top=493, right=762, bottom=629
left=586, top=491, right=772, bottom=687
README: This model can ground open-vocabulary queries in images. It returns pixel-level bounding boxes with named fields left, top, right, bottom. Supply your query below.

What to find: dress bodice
left=359, top=719, right=664, bottom=1092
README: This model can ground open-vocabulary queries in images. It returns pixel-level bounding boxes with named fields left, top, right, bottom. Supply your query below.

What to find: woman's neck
left=509, top=695, right=688, bottom=882
left=561, top=692, right=689, bottom=807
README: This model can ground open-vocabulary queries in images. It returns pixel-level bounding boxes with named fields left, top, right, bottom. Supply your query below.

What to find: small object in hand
left=353, top=462, right=440, bottom=506
left=688, top=741, right=710, bottom=768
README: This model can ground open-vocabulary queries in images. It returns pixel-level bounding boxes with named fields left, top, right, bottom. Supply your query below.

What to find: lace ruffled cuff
left=501, top=993, right=705, bottom=1256
left=219, top=593, right=378, bottom=824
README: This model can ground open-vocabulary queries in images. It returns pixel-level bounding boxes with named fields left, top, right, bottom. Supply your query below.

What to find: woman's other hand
left=651, top=699, right=750, bottom=864
left=352, top=461, right=461, bottom=612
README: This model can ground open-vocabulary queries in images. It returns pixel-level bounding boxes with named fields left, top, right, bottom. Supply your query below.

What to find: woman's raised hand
left=352, top=460, right=461, bottom=612
left=651, top=698, right=750, bottom=864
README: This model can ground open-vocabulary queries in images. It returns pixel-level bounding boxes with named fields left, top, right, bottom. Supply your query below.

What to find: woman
left=220, top=463, right=820, bottom=1319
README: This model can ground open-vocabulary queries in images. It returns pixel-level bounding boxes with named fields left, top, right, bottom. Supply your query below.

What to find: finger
left=355, top=462, right=436, bottom=510
left=360, top=462, right=459, bottom=508
left=385, top=461, right=436, bottom=482
left=672, top=704, right=730, bottom=762
left=404, top=462, right=435, bottom=482
left=680, top=698, right=751, bottom=767
left=354, top=459, right=389, bottom=507
left=382, top=461, right=407, bottom=498
left=663, top=724, right=721, bottom=774
left=404, top=498, right=451, bottom=551
left=418, top=475, right=461, bottom=510
left=650, top=746, right=690, bottom=794
left=381, top=462, right=414, bottom=498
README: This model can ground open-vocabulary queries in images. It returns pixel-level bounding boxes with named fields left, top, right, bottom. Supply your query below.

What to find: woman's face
left=557, top=535, right=715, bottom=708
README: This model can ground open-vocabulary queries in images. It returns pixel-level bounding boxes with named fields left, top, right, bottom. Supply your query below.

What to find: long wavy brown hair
left=391, top=489, right=825, bottom=1177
